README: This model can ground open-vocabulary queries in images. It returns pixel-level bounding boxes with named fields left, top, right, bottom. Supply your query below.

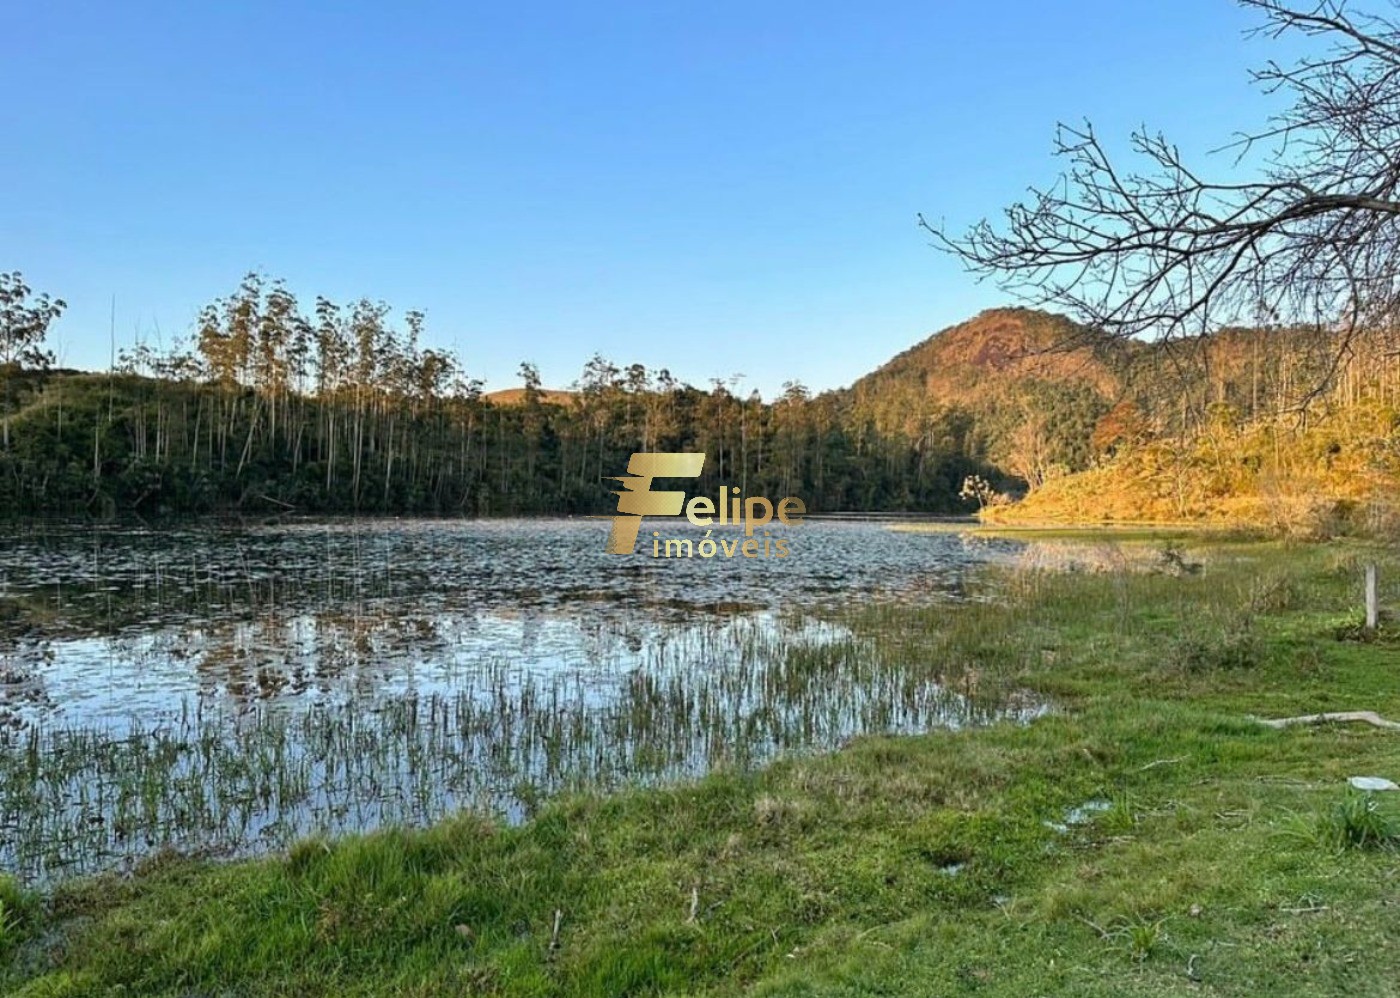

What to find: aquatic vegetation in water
left=0, top=520, right=1043, bottom=883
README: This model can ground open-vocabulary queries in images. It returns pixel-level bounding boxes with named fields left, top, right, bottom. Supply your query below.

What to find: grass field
left=4, top=540, right=1400, bottom=996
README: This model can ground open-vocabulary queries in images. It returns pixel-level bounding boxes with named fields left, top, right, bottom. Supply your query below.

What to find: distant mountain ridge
left=491, top=309, right=1122, bottom=413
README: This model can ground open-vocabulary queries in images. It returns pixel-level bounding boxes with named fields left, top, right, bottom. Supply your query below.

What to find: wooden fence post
left=1365, top=563, right=1379, bottom=631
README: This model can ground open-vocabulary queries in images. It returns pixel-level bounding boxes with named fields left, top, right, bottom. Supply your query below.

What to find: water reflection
left=0, top=518, right=1036, bottom=883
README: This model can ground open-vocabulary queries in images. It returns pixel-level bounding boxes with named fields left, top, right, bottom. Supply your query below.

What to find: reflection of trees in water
left=0, top=639, right=55, bottom=722
left=0, top=607, right=461, bottom=723
left=3, top=602, right=722, bottom=726
left=1, top=521, right=1006, bottom=644
left=184, top=609, right=451, bottom=708
left=0, top=571, right=390, bottom=643
left=0, top=610, right=1046, bottom=885
left=0, top=526, right=413, bottom=644
left=0, top=523, right=1053, bottom=880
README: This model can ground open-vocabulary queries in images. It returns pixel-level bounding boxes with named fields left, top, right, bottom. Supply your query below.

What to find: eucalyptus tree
left=0, top=271, right=65, bottom=449
left=0, top=271, right=62, bottom=370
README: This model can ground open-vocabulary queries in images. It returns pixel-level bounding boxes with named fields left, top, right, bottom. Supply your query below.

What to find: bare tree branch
left=928, top=1, right=1400, bottom=361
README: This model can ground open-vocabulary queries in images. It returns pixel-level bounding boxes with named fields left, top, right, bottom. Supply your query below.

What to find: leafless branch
left=930, top=1, right=1400, bottom=357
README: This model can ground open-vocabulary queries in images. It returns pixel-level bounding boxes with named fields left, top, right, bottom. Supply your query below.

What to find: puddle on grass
left=1045, top=799, right=1114, bottom=833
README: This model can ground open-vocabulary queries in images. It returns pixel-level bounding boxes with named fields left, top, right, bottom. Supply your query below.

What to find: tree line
left=6, top=269, right=1398, bottom=523
left=0, top=272, right=1007, bottom=518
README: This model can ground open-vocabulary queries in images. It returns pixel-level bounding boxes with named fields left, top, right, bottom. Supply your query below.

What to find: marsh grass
left=1168, top=627, right=1261, bottom=672
left=0, top=875, right=27, bottom=956
left=0, top=610, right=1031, bottom=883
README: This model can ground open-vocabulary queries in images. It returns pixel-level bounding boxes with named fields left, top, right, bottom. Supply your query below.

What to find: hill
left=484, top=387, right=578, bottom=407
left=846, top=307, right=1123, bottom=407
left=822, top=306, right=1400, bottom=534
left=829, top=308, right=1125, bottom=491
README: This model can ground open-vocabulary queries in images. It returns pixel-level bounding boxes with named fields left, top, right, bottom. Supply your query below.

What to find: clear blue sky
left=7, top=0, right=1286, bottom=397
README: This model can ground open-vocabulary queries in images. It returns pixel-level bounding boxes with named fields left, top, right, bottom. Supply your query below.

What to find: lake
left=0, top=517, right=1037, bottom=883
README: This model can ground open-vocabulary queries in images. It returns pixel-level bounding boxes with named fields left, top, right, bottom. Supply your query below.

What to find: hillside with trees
left=840, top=308, right=1121, bottom=492
left=3, top=269, right=1397, bottom=528
left=924, top=1, right=1400, bottom=535
left=991, top=323, right=1400, bottom=533
left=841, top=305, right=1400, bottom=534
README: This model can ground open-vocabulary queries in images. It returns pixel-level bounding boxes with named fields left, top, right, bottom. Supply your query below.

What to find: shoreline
left=6, top=540, right=1399, bottom=995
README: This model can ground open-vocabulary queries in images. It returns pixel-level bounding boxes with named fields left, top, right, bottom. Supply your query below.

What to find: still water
left=0, top=517, right=1032, bottom=883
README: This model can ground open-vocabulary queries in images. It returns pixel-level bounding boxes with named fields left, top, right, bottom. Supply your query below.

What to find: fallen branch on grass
left=1256, top=711, right=1400, bottom=732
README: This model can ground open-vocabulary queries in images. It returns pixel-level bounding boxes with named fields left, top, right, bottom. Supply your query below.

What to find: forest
left=3, top=270, right=1398, bottom=526
left=0, top=272, right=1005, bottom=517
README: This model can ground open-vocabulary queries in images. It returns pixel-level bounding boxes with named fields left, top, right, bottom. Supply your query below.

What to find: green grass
left=6, top=541, right=1400, bottom=995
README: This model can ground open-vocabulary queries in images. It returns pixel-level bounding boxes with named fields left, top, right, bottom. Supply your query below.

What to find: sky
left=5, top=0, right=1293, bottom=397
